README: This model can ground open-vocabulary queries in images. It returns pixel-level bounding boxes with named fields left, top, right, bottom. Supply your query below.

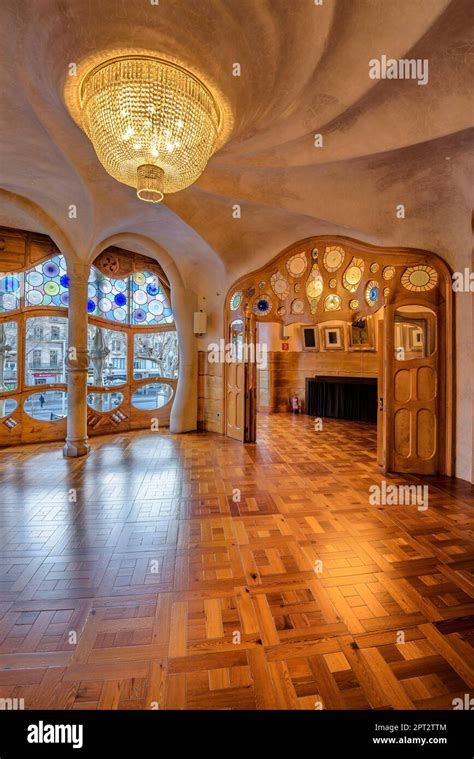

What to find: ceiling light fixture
left=79, top=55, right=222, bottom=203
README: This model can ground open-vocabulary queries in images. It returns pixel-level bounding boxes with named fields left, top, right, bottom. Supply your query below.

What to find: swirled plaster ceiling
left=0, top=0, right=472, bottom=301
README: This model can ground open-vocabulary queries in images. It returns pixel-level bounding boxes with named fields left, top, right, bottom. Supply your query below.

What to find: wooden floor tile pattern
left=0, top=413, right=473, bottom=710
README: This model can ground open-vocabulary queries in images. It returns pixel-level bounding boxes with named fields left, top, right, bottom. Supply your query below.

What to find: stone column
left=170, top=286, right=197, bottom=432
left=63, top=260, right=90, bottom=457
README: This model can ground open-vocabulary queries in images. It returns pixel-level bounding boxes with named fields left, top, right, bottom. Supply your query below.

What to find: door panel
left=225, top=313, right=257, bottom=443
left=244, top=313, right=257, bottom=443
left=226, top=361, right=245, bottom=441
left=384, top=304, right=439, bottom=474
left=226, top=319, right=245, bottom=441
left=377, top=318, right=385, bottom=468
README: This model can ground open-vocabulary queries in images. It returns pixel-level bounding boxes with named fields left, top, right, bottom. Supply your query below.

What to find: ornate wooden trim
left=93, top=245, right=170, bottom=292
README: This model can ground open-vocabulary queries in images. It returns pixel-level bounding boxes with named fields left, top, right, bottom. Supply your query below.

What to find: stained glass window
left=0, top=273, right=21, bottom=312
left=25, top=255, right=69, bottom=308
left=87, top=267, right=174, bottom=325
left=365, top=280, right=380, bottom=307
left=88, top=268, right=128, bottom=322
left=230, top=291, right=242, bottom=311
left=131, top=271, right=173, bottom=325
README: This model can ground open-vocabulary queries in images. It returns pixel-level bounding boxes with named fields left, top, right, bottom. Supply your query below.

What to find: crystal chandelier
left=79, top=55, right=222, bottom=202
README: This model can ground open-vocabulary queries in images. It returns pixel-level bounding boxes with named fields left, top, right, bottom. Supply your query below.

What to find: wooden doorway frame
left=224, top=235, right=454, bottom=476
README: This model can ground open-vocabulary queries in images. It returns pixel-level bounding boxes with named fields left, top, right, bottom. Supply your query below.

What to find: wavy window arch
left=87, top=248, right=178, bottom=431
left=0, top=227, right=179, bottom=444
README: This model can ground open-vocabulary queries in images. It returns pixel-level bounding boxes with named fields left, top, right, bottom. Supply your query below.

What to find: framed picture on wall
left=409, top=325, right=424, bottom=352
left=323, top=325, right=344, bottom=350
left=301, top=326, right=319, bottom=351
left=348, top=315, right=375, bottom=351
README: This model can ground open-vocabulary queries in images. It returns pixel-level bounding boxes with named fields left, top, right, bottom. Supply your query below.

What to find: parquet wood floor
left=0, top=413, right=473, bottom=710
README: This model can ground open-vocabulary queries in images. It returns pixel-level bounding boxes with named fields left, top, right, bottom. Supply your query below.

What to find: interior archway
left=224, top=236, right=453, bottom=477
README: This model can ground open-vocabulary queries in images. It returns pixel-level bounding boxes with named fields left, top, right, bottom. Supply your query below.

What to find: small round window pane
left=131, top=383, right=173, bottom=410
left=0, top=398, right=17, bottom=418
left=87, top=392, right=124, bottom=412
left=24, top=391, right=67, bottom=421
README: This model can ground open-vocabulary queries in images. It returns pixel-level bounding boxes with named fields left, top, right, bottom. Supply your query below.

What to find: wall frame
left=322, top=325, right=344, bottom=350
left=348, top=315, right=375, bottom=351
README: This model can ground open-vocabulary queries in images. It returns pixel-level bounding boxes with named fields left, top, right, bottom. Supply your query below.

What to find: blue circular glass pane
left=43, top=261, right=59, bottom=278
left=61, top=292, right=69, bottom=306
left=87, top=299, right=95, bottom=313
left=4, top=276, right=20, bottom=292
left=133, top=308, right=146, bottom=322
left=146, top=283, right=159, bottom=296
left=163, top=307, right=172, bottom=317
left=257, top=299, right=269, bottom=312
left=27, top=271, right=43, bottom=287
left=369, top=287, right=379, bottom=301
left=60, top=274, right=69, bottom=288
left=114, top=293, right=127, bottom=307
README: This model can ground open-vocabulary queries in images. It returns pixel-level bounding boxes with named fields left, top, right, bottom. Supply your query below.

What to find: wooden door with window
left=226, top=313, right=257, bottom=442
left=226, top=318, right=245, bottom=440
left=382, top=303, right=439, bottom=474
left=244, top=312, right=257, bottom=443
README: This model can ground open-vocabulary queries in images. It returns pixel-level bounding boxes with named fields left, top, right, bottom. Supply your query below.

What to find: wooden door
left=226, top=313, right=257, bottom=442
left=383, top=303, right=439, bottom=474
left=226, top=319, right=245, bottom=441
left=244, top=312, right=257, bottom=443
left=377, top=317, right=386, bottom=468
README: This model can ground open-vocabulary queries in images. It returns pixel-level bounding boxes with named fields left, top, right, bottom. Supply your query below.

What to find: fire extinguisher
left=290, top=393, right=300, bottom=414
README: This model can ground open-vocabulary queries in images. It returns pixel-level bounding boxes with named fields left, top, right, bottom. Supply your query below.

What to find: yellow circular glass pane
left=345, top=266, right=361, bottom=285
left=409, top=270, right=430, bottom=287
left=383, top=266, right=395, bottom=280
left=307, top=279, right=323, bottom=298
left=44, top=281, right=59, bottom=296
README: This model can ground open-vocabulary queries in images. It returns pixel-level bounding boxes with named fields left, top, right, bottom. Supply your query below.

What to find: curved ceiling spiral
left=0, top=0, right=471, bottom=293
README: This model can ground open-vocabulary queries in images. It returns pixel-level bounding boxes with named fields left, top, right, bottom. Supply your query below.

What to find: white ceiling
left=0, top=0, right=472, bottom=300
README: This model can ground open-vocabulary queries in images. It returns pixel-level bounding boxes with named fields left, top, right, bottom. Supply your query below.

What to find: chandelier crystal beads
left=79, top=56, right=221, bottom=202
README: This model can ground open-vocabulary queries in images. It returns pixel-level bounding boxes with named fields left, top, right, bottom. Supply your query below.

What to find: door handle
left=379, top=397, right=384, bottom=411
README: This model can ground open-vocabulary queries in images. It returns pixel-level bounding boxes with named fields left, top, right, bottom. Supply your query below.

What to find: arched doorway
left=224, top=236, right=453, bottom=476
